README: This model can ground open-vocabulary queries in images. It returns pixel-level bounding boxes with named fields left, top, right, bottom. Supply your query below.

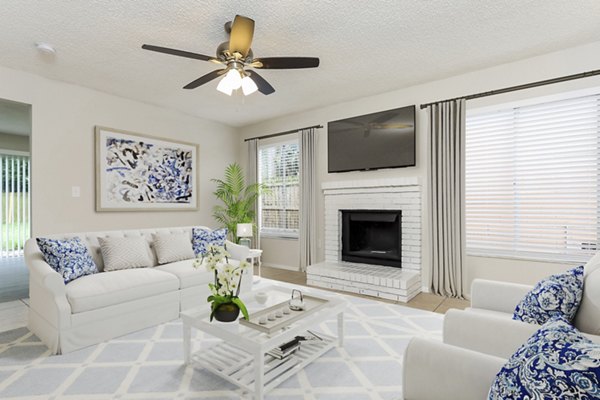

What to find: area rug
left=0, top=293, right=442, bottom=400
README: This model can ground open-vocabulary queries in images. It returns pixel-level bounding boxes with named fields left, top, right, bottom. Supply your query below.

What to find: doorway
left=0, top=99, right=31, bottom=302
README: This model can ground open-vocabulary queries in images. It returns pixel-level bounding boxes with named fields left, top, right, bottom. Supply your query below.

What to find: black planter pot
left=213, top=302, right=240, bottom=322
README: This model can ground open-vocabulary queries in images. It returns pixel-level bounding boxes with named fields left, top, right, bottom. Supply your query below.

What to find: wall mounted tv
left=327, top=105, right=416, bottom=173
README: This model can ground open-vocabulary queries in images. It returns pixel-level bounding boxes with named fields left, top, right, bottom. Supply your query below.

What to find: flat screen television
left=327, top=105, right=416, bottom=173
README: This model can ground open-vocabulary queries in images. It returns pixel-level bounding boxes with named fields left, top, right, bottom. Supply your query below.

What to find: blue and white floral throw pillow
left=192, top=228, right=227, bottom=256
left=513, top=265, right=584, bottom=325
left=37, top=237, right=98, bottom=284
left=489, top=316, right=600, bottom=399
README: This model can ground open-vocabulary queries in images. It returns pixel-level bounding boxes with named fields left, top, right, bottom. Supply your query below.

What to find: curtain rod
left=419, top=69, right=600, bottom=109
left=244, top=124, right=323, bottom=142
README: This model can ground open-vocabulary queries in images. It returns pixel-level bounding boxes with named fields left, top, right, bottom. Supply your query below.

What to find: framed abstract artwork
left=95, top=126, right=199, bottom=211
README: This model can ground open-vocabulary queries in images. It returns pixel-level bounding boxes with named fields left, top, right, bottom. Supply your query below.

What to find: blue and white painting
left=96, top=127, right=198, bottom=211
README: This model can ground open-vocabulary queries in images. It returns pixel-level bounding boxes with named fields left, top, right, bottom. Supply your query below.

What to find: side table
left=248, top=248, right=263, bottom=282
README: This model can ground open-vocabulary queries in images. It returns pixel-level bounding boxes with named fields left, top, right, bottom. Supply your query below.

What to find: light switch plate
left=71, top=186, right=81, bottom=198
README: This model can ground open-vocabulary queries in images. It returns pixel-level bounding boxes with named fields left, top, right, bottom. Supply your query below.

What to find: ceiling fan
left=142, top=15, right=320, bottom=96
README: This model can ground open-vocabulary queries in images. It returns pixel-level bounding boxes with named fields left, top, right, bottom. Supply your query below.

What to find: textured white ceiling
left=2, top=1, right=600, bottom=127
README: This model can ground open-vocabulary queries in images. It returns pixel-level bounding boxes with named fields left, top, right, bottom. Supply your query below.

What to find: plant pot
left=213, top=302, right=240, bottom=322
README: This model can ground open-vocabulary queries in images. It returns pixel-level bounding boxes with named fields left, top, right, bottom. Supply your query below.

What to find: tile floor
left=0, top=298, right=28, bottom=333
left=0, top=256, right=28, bottom=303
left=0, top=265, right=470, bottom=334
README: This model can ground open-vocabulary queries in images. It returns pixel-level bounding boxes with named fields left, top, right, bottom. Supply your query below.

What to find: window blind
left=0, top=154, right=30, bottom=257
left=258, top=141, right=300, bottom=237
left=465, top=94, right=600, bottom=263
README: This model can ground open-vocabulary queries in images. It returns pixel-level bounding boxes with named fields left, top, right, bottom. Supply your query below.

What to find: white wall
left=239, top=40, right=600, bottom=293
left=0, top=65, right=239, bottom=236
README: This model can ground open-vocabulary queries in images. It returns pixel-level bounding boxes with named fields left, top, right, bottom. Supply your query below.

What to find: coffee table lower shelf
left=190, top=332, right=336, bottom=395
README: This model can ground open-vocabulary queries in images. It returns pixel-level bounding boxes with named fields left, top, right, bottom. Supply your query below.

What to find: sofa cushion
left=156, top=259, right=240, bottom=289
left=192, top=227, right=227, bottom=256
left=99, top=236, right=153, bottom=271
left=488, top=316, right=600, bottom=399
left=513, top=266, right=583, bottom=325
left=152, top=232, right=195, bottom=264
left=574, top=252, right=600, bottom=335
left=66, top=268, right=179, bottom=313
left=36, top=237, right=98, bottom=284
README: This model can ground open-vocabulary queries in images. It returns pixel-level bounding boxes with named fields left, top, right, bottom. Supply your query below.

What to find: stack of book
left=267, top=337, right=302, bottom=360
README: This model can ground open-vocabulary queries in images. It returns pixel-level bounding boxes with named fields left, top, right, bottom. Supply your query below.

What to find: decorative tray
left=239, top=294, right=330, bottom=334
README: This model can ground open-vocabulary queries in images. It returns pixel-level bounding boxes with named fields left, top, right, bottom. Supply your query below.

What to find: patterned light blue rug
left=0, top=294, right=442, bottom=400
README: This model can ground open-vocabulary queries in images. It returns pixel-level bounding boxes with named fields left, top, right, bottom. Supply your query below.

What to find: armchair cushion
left=36, top=237, right=98, bottom=284
left=513, top=266, right=583, bottom=325
left=192, top=227, right=227, bottom=256
left=489, top=316, right=600, bottom=400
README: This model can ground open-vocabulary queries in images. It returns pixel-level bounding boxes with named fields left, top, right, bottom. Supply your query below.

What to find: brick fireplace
left=306, top=178, right=422, bottom=302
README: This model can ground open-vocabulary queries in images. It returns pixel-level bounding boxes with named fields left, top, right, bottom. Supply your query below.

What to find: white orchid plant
left=193, top=244, right=250, bottom=321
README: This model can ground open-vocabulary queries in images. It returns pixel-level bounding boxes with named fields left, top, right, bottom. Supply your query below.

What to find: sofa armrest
left=403, top=338, right=505, bottom=400
left=226, top=240, right=250, bottom=261
left=470, top=279, right=532, bottom=314
left=443, top=309, right=538, bottom=358
left=25, top=239, right=71, bottom=329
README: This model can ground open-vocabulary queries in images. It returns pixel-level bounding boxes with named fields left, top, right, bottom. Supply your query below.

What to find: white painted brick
left=378, top=292, right=399, bottom=301
left=320, top=179, right=422, bottom=300
left=359, top=288, right=378, bottom=297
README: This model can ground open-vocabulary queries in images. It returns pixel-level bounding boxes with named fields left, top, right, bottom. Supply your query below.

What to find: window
left=258, top=140, right=300, bottom=237
left=465, top=93, right=600, bottom=263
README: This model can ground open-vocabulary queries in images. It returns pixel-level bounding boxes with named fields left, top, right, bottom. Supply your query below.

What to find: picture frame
left=95, top=126, right=199, bottom=212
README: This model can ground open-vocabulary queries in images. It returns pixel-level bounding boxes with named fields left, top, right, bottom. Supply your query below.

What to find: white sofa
left=25, top=226, right=251, bottom=354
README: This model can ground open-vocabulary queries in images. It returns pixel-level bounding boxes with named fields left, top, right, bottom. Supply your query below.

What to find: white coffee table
left=181, top=285, right=347, bottom=399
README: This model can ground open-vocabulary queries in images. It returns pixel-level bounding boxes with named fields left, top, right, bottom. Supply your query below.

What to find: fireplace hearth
left=341, top=210, right=402, bottom=268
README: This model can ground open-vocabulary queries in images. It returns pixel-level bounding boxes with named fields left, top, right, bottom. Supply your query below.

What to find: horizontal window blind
left=465, top=94, right=600, bottom=262
left=258, top=141, right=300, bottom=237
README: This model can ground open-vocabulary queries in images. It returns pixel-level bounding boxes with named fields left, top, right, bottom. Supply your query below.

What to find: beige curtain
left=427, top=99, right=466, bottom=298
left=299, top=128, right=317, bottom=271
left=247, top=138, right=260, bottom=249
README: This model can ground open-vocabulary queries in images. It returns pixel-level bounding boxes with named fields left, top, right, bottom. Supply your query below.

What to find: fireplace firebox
left=341, top=210, right=402, bottom=268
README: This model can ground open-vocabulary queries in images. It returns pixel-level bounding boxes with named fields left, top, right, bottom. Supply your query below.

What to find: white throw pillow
left=152, top=232, right=195, bottom=264
left=98, top=236, right=152, bottom=271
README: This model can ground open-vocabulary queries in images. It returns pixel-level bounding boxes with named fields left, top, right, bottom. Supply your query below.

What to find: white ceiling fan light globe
left=216, top=76, right=233, bottom=95
left=225, top=69, right=243, bottom=90
left=241, top=76, right=258, bottom=95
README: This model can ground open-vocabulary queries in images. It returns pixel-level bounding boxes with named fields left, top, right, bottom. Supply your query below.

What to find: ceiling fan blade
left=253, top=57, right=320, bottom=69
left=228, top=15, right=255, bottom=57
left=142, top=44, right=215, bottom=62
left=183, top=69, right=226, bottom=89
left=248, top=71, right=275, bottom=95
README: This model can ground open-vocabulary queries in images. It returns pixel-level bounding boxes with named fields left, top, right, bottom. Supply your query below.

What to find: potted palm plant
left=212, top=163, right=263, bottom=243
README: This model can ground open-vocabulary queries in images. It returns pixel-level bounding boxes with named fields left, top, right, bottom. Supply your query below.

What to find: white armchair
left=402, top=338, right=505, bottom=400
left=404, top=253, right=600, bottom=398
left=443, top=252, right=600, bottom=358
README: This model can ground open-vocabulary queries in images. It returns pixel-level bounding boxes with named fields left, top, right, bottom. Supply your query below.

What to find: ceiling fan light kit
left=241, top=75, right=258, bottom=95
left=142, top=15, right=319, bottom=96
